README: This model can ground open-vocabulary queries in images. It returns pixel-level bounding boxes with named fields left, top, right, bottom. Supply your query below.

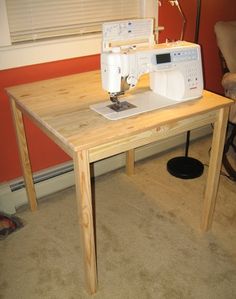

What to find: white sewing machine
left=90, top=19, right=203, bottom=120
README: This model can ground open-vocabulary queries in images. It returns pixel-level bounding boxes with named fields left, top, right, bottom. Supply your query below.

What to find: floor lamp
left=166, top=0, right=204, bottom=179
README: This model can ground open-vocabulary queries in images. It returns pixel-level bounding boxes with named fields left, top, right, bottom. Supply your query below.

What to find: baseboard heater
left=9, top=162, right=74, bottom=192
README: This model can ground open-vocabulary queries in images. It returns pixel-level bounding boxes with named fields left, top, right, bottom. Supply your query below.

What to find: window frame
left=0, top=0, right=158, bottom=70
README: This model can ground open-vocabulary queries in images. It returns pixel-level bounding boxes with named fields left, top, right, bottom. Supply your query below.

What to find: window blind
left=6, top=0, right=141, bottom=43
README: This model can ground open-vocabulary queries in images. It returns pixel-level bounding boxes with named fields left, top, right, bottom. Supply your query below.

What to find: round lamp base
left=167, top=156, right=204, bottom=179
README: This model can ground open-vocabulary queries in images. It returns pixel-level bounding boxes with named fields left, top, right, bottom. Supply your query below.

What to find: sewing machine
left=90, top=19, right=203, bottom=120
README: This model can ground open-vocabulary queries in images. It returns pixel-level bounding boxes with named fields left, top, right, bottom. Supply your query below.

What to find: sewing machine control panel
left=150, top=47, right=199, bottom=69
left=171, top=48, right=198, bottom=62
left=185, top=62, right=200, bottom=89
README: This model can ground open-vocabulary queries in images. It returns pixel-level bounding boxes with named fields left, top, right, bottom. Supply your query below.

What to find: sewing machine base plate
left=90, top=91, right=197, bottom=120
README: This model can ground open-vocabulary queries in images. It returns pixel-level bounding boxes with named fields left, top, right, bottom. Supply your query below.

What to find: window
left=6, top=0, right=142, bottom=43
left=0, top=0, right=158, bottom=69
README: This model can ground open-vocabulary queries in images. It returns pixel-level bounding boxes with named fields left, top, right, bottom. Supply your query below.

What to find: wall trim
left=0, top=125, right=212, bottom=214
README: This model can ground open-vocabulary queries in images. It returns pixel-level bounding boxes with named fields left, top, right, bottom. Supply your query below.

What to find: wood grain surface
left=6, top=71, right=233, bottom=156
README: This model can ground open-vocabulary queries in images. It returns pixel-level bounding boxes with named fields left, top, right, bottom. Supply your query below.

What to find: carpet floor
left=0, top=136, right=236, bottom=299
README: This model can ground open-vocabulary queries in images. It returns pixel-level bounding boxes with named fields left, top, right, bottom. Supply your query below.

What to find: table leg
left=201, top=107, right=229, bottom=231
left=10, top=98, right=37, bottom=211
left=74, top=150, right=98, bottom=294
left=126, top=149, right=135, bottom=176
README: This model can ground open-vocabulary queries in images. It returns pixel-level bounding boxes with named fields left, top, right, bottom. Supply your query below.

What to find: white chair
left=215, top=21, right=236, bottom=180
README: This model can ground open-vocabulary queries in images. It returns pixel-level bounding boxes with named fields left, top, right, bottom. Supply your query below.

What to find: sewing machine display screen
left=156, top=53, right=171, bottom=64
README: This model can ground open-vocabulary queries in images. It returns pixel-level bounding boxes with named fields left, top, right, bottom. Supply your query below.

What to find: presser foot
left=109, top=93, right=136, bottom=112
left=108, top=101, right=136, bottom=112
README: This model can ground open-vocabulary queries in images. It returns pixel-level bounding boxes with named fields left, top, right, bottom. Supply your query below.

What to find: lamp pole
left=167, top=0, right=204, bottom=179
left=185, top=0, right=202, bottom=157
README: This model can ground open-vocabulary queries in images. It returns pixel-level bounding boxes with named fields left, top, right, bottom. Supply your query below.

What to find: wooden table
left=7, top=70, right=232, bottom=294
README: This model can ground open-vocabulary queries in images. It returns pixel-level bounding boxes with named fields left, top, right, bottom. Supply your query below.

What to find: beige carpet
left=0, top=136, right=236, bottom=299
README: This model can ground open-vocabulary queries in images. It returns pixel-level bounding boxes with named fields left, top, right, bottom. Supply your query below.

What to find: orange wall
left=1, top=0, right=236, bottom=183
left=0, top=56, right=100, bottom=182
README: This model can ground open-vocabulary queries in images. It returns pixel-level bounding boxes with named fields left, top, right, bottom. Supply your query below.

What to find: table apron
left=88, top=110, right=217, bottom=163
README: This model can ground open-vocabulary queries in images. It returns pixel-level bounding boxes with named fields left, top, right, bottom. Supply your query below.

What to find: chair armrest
left=222, top=73, right=236, bottom=124
left=222, top=72, right=236, bottom=91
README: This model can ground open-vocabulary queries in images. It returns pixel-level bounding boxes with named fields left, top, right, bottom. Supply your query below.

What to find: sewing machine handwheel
left=167, top=156, right=204, bottom=179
